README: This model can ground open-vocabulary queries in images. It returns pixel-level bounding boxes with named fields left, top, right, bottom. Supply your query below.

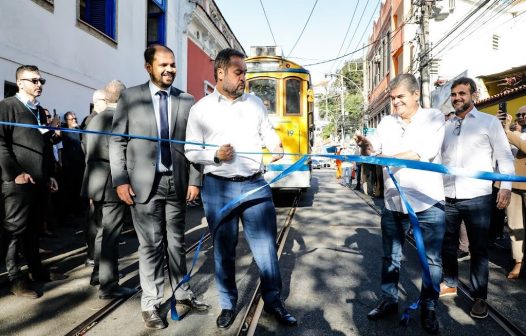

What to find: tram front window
left=248, top=78, right=276, bottom=114
left=285, top=78, right=301, bottom=115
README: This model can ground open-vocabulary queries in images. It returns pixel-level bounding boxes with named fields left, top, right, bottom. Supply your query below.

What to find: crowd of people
left=1, top=47, right=525, bottom=334
left=0, top=45, right=296, bottom=331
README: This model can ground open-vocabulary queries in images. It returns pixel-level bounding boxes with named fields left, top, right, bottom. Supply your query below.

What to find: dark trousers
left=131, top=174, right=192, bottom=311
left=201, top=175, right=282, bottom=310
left=1, top=181, right=46, bottom=281
left=442, top=194, right=492, bottom=299
left=87, top=201, right=103, bottom=261
left=90, top=201, right=125, bottom=293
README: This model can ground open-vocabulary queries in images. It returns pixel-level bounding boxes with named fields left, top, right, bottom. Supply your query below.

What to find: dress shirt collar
left=453, top=106, right=479, bottom=120
left=212, top=88, right=248, bottom=104
left=148, top=81, right=170, bottom=97
left=15, top=93, right=40, bottom=110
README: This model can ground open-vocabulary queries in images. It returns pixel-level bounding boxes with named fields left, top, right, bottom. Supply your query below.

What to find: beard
left=454, top=101, right=471, bottom=113
left=223, top=81, right=245, bottom=98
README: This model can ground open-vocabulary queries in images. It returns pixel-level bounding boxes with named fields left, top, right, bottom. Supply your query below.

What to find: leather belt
left=157, top=171, right=173, bottom=176
left=445, top=197, right=470, bottom=204
left=206, top=172, right=262, bottom=182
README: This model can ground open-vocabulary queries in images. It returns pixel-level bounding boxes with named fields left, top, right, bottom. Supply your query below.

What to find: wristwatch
left=214, top=152, right=220, bottom=164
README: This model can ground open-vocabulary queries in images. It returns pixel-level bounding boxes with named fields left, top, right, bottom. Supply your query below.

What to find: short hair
left=16, top=65, right=40, bottom=80
left=214, top=48, right=246, bottom=82
left=144, top=44, right=174, bottom=64
left=104, top=80, right=126, bottom=103
left=451, top=77, right=477, bottom=94
left=389, top=73, right=419, bottom=93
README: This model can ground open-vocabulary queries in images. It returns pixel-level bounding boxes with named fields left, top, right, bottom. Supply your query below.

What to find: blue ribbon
left=4, top=119, right=526, bottom=324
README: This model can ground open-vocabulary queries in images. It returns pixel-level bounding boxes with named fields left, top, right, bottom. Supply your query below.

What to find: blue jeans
left=380, top=202, right=445, bottom=309
left=442, top=195, right=492, bottom=299
left=201, top=175, right=282, bottom=310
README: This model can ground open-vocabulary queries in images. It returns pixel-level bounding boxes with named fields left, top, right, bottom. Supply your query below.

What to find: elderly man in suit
left=109, top=44, right=209, bottom=330
left=82, top=80, right=137, bottom=299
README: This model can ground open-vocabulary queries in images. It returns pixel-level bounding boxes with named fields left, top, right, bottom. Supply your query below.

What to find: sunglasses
left=20, top=78, right=46, bottom=85
left=45, top=115, right=52, bottom=119
left=66, top=117, right=77, bottom=121
left=516, top=113, right=526, bottom=118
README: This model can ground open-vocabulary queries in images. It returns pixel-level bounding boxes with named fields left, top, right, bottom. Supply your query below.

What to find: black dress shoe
left=177, top=298, right=211, bottom=311
left=99, top=286, right=137, bottom=299
left=10, top=279, right=40, bottom=299
left=421, top=308, right=439, bottom=334
left=142, top=310, right=167, bottom=330
left=216, top=309, right=235, bottom=328
left=367, top=299, right=398, bottom=320
left=264, top=303, right=298, bottom=326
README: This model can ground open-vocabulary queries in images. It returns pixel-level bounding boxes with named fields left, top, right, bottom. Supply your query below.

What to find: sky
left=214, top=0, right=381, bottom=85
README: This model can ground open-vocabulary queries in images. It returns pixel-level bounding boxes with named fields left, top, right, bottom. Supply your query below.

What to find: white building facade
left=0, top=0, right=241, bottom=120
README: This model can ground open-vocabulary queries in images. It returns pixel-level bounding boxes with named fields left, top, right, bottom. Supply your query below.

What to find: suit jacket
left=0, top=97, right=54, bottom=183
left=506, top=130, right=526, bottom=191
left=81, top=107, right=120, bottom=202
left=109, top=82, right=201, bottom=204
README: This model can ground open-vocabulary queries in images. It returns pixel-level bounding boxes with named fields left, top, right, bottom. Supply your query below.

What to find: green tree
left=315, top=59, right=364, bottom=142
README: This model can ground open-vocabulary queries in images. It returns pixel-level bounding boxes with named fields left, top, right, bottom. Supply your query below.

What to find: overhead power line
left=288, top=0, right=319, bottom=57
left=330, top=0, right=362, bottom=73
left=258, top=0, right=277, bottom=46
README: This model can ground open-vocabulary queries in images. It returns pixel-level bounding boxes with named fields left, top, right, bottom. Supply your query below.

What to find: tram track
left=64, top=232, right=212, bottom=336
left=236, top=191, right=300, bottom=336
left=352, top=187, right=526, bottom=336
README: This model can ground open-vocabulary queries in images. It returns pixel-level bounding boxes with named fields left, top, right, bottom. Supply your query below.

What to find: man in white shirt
left=185, top=48, right=296, bottom=329
left=356, top=74, right=445, bottom=334
left=440, top=77, right=514, bottom=319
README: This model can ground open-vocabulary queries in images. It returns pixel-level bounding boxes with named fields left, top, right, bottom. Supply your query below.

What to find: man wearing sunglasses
left=0, top=65, right=64, bottom=299
left=440, top=77, right=514, bottom=319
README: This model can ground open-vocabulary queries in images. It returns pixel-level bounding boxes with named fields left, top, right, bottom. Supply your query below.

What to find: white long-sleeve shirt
left=369, top=108, right=445, bottom=213
left=185, top=89, right=280, bottom=177
left=442, top=107, right=515, bottom=198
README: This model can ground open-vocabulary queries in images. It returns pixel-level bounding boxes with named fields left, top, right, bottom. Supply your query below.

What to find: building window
left=79, top=0, right=116, bottom=39
left=147, top=0, right=166, bottom=45
left=248, top=78, right=277, bottom=114
left=31, top=0, right=54, bottom=12
left=285, top=78, right=302, bottom=115
left=492, top=34, right=500, bottom=50
left=4, top=81, right=18, bottom=99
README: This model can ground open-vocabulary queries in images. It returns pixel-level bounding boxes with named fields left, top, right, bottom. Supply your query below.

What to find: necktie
left=157, top=91, right=171, bottom=168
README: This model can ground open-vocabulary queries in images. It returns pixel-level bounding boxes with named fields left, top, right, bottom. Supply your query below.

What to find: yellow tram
left=245, top=47, right=314, bottom=190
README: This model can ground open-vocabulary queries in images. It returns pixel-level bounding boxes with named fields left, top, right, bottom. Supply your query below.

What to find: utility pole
left=419, top=0, right=432, bottom=108
left=340, top=75, right=345, bottom=145
left=362, top=45, right=369, bottom=132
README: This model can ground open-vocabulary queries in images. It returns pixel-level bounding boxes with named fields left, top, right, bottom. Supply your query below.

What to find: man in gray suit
left=82, top=80, right=137, bottom=299
left=109, top=44, right=209, bottom=330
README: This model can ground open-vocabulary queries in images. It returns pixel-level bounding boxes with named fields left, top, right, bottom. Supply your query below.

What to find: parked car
left=311, top=159, right=321, bottom=169
left=319, top=158, right=331, bottom=167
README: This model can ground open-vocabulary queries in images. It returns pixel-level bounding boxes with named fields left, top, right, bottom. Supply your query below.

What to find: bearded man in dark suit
left=109, top=44, right=209, bottom=330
